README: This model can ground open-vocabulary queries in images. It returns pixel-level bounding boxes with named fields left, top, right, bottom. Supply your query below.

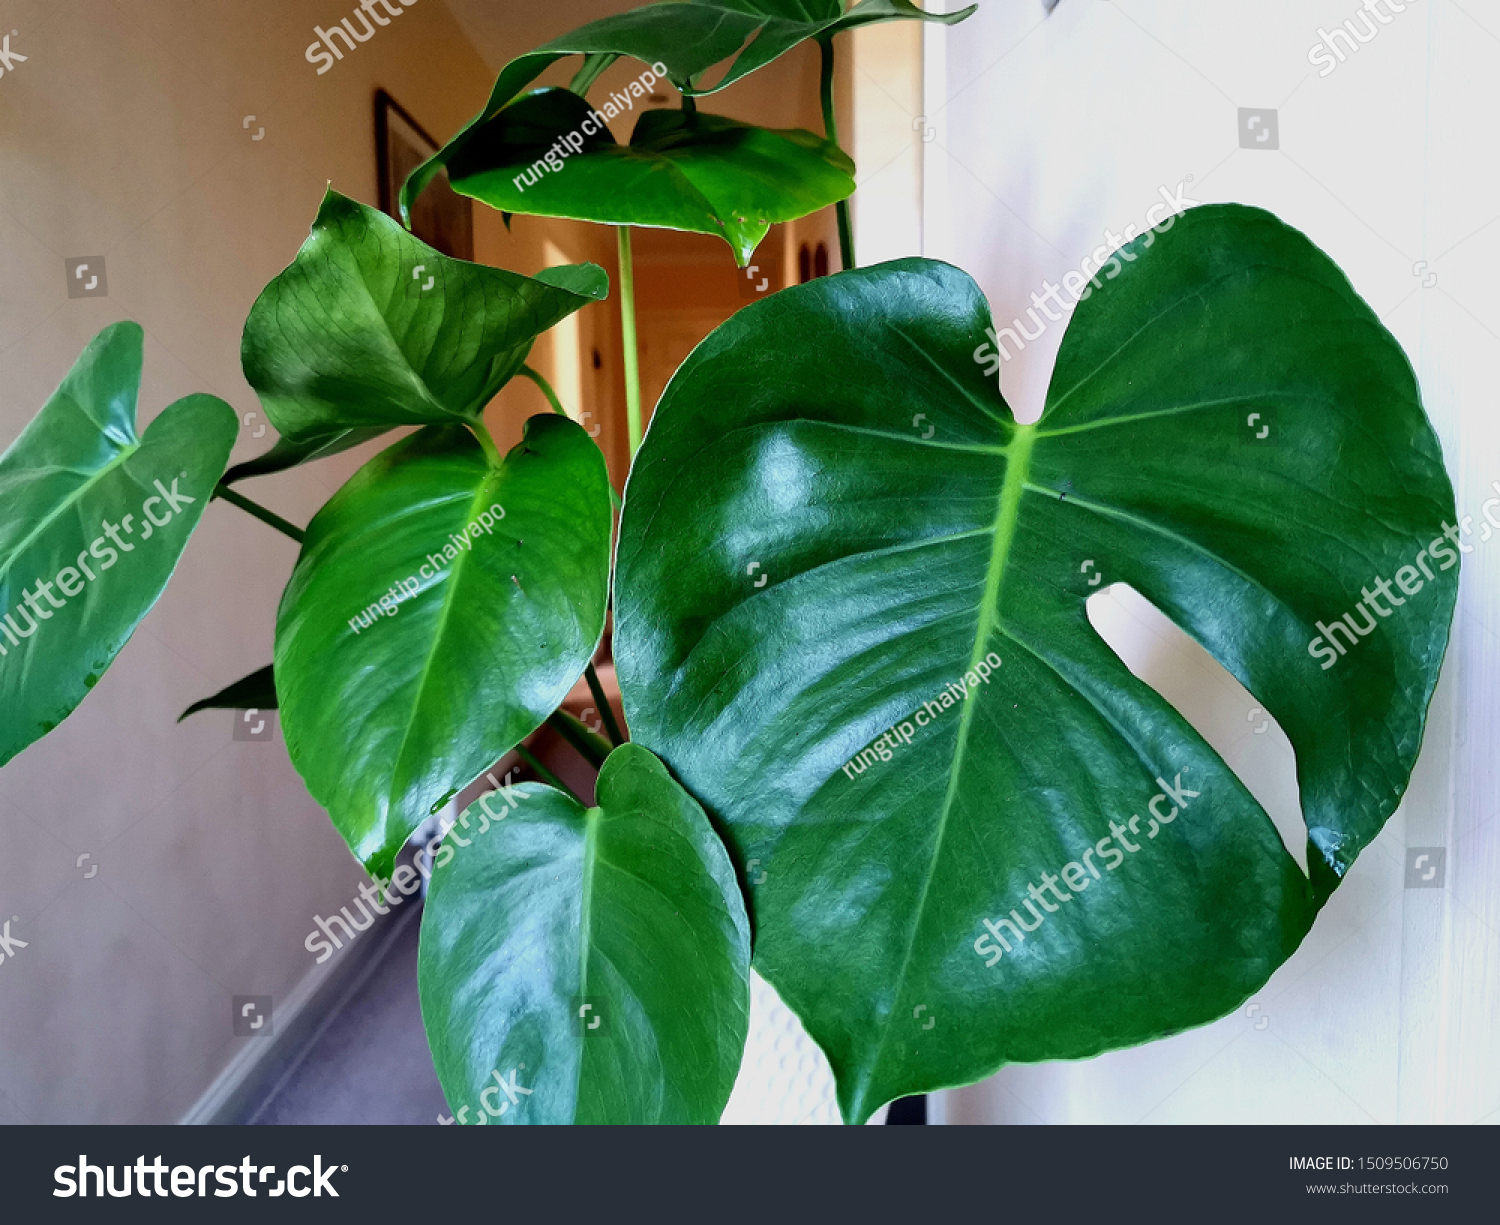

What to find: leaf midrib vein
left=0, top=437, right=140, bottom=590
left=855, top=422, right=1036, bottom=1113
left=575, top=805, right=601, bottom=1117
left=383, top=460, right=505, bottom=836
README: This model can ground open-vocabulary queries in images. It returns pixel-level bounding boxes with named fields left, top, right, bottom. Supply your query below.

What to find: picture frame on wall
left=375, top=88, right=474, bottom=260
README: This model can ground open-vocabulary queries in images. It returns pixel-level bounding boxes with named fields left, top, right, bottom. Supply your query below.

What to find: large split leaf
left=444, top=89, right=855, bottom=267
left=418, top=743, right=751, bottom=1124
left=0, top=323, right=236, bottom=765
left=613, top=205, right=1457, bottom=1122
left=275, top=415, right=612, bottom=878
left=240, top=189, right=606, bottom=456
left=401, top=0, right=973, bottom=224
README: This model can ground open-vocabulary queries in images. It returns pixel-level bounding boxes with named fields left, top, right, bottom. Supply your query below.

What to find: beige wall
left=0, top=0, right=858, bottom=1124
left=0, top=0, right=500, bottom=1124
left=850, top=18, right=924, bottom=266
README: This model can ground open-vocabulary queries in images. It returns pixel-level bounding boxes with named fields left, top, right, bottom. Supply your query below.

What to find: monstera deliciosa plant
left=0, top=0, right=1458, bottom=1125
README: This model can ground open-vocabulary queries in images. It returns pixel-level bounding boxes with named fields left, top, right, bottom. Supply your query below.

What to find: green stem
left=819, top=37, right=855, bottom=272
left=213, top=485, right=305, bottom=544
left=617, top=225, right=644, bottom=456
left=470, top=421, right=504, bottom=466
left=569, top=52, right=617, bottom=97
left=548, top=709, right=613, bottom=770
left=514, top=743, right=581, bottom=802
left=520, top=363, right=570, bottom=416
left=584, top=663, right=626, bottom=747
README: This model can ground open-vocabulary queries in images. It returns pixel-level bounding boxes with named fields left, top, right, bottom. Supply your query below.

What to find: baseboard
left=179, top=899, right=423, bottom=1125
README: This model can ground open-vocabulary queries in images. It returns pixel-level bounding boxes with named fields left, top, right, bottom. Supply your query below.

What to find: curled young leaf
left=402, top=0, right=973, bottom=224
left=444, top=89, right=855, bottom=267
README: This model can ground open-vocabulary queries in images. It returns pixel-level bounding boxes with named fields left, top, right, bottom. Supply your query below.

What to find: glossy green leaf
left=418, top=743, right=751, bottom=1124
left=178, top=664, right=276, bottom=722
left=401, top=0, right=972, bottom=223
left=614, top=205, right=1457, bottom=1122
left=242, top=189, right=607, bottom=445
left=444, top=89, right=855, bottom=267
left=275, top=415, right=611, bottom=878
left=0, top=323, right=237, bottom=765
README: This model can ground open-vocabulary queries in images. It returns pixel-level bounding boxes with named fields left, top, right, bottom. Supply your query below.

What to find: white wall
left=925, top=0, right=1498, bottom=1124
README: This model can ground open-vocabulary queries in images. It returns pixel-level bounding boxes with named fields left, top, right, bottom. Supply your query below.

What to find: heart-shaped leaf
left=275, top=415, right=612, bottom=878
left=241, top=189, right=607, bottom=449
left=0, top=323, right=237, bottom=765
left=444, top=89, right=855, bottom=267
left=613, top=205, right=1457, bottom=1122
left=401, top=0, right=973, bottom=224
left=179, top=664, right=276, bottom=722
left=418, top=743, right=751, bottom=1124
